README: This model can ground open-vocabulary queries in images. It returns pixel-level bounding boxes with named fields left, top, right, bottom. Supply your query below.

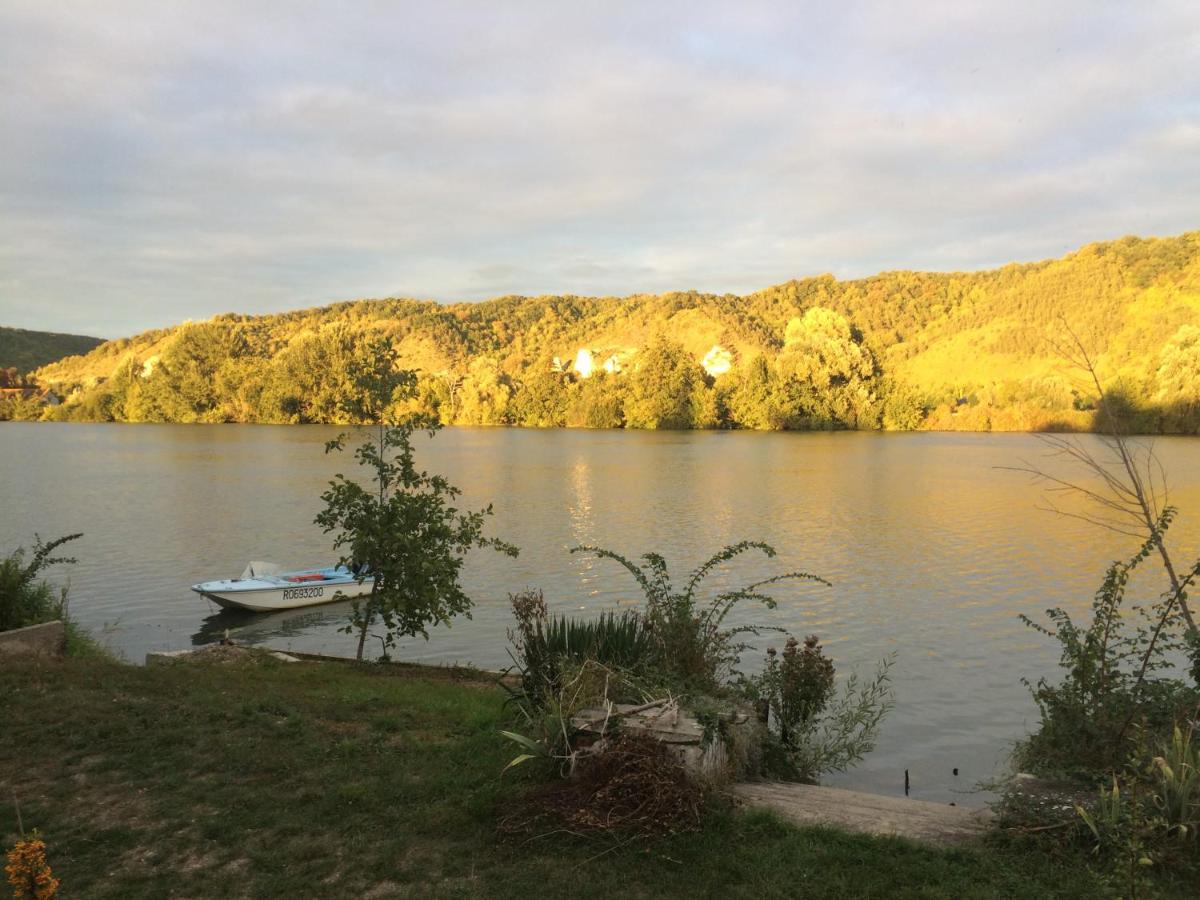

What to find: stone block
left=0, top=620, right=67, bottom=659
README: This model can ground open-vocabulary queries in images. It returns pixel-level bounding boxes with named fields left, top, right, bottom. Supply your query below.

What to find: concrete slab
left=0, top=620, right=66, bottom=659
left=733, top=781, right=993, bottom=845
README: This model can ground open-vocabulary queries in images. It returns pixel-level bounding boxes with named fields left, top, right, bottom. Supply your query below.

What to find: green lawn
left=0, top=656, right=1175, bottom=898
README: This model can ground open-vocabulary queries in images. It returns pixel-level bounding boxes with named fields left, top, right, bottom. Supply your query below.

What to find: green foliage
left=572, top=541, right=829, bottom=693
left=565, top=373, right=625, bottom=428
left=0, top=326, right=102, bottom=374
left=624, top=336, right=704, bottom=429
left=2, top=657, right=1126, bottom=899
left=743, top=638, right=894, bottom=781
left=314, top=338, right=518, bottom=660
left=508, top=369, right=570, bottom=427
left=503, top=589, right=652, bottom=710
left=1018, top=511, right=1200, bottom=778
left=30, top=229, right=1200, bottom=433
left=0, top=534, right=82, bottom=633
left=1155, top=324, right=1200, bottom=416
left=879, top=378, right=929, bottom=431
left=1067, top=722, right=1200, bottom=890
left=755, top=636, right=836, bottom=740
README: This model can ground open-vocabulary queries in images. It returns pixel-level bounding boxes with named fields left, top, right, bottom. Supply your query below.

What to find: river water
left=3, top=423, right=1199, bottom=805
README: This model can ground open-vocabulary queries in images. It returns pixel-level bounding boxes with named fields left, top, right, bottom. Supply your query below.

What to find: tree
left=721, top=356, right=789, bottom=430
left=1008, top=324, right=1197, bottom=636
left=1155, top=324, right=1200, bottom=412
left=624, top=337, right=702, bottom=429
left=509, top=369, right=570, bottom=427
left=778, top=307, right=879, bottom=428
left=315, top=338, right=518, bottom=660
left=455, top=357, right=513, bottom=425
left=564, top=373, right=624, bottom=428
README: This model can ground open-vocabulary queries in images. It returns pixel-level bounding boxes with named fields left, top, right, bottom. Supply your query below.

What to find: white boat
left=191, top=561, right=374, bottom=612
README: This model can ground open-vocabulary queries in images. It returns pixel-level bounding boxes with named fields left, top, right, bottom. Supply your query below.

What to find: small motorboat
left=191, top=561, right=374, bottom=612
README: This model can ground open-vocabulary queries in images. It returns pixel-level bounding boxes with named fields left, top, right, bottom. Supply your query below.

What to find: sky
left=1, top=1, right=1198, bottom=338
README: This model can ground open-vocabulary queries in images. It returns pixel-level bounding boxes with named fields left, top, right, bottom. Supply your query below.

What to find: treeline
left=8, top=230, right=1200, bottom=432
left=7, top=309, right=917, bottom=430
left=0, top=326, right=103, bottom=374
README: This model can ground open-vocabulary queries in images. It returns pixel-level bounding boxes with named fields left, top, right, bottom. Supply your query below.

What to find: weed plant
left=0, top=534, right=81, bottom=633
left=1017, top=512, right=1200, bottom=778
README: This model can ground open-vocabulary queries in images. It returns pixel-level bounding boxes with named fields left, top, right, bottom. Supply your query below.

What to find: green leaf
left=499, top=730, right=543, bottom=754
left=502, top=753, right=537, bottom=774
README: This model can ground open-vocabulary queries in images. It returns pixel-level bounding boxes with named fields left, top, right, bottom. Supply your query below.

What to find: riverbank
left=1, top=654, right=1178, bottom=898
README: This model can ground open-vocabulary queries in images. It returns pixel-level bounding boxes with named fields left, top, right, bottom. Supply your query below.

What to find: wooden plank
left=732, top=782, right=993, bottom=845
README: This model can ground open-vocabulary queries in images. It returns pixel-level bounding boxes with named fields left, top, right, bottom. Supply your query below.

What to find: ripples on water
left=3, top=423, right=1199, bottom=805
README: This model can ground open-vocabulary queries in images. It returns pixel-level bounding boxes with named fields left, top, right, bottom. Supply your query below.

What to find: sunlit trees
left=564, top=372, right=625, bottom=429
left=720, top=357, right=785, bottom=430
left=455, top=357, right=513, bottom=425
left=776, top=308, right=880, bottom=429
left=509, top=369, right=571, bottom=427
left=1155, top=325, right=1200, bottom=412
left=24, top=229, right=1200, bottom=433
left=624, top=337, right=703, bottom=430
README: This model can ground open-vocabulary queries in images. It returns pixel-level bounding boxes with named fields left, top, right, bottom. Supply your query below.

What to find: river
left=3, top=423, right=1199, bottom=805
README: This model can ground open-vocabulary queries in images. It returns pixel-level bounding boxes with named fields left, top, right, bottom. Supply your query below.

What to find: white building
left=702, top=345, right=733, bottom=378
left=573, top=348, right=596, bottom=379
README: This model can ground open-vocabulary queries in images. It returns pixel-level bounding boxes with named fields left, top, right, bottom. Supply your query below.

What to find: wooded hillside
left=12, top=231, right=1200, bottom=432
left=0, top=326, right=103, bottom=375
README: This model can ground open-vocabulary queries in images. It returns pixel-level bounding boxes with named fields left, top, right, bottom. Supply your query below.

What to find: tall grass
left=505, top=590, right=651, bottom=709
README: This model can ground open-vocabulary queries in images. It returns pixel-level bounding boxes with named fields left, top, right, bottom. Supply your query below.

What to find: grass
left=0, top=655, right=1184, bottom=898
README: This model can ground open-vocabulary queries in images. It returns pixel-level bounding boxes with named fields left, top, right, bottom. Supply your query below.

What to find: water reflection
left=3, top=423, right=1199, bottom=806
left=192, top=598, right=357, bottom=647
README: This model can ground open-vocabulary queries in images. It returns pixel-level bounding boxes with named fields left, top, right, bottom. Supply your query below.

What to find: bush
left=754, top=636, right=836, bottom=741
left=743, top=637, right=894, bottom=781
left=504, top=590, right=652, bottom=709
left=501, top=543, right=894, bottom=788
left=571, top=541, right=828, bottom=693
left=1054, top=720, right=1200, bottom=893
left=0, top=534, right=81, bottom=633
left=1017, top=512, right=1200, bottom=778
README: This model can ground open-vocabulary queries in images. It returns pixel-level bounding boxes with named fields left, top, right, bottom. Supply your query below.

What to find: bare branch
left=1003, top=317, right=1196, bottom=633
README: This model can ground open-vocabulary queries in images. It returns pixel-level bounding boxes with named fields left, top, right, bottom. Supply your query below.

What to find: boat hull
left=191, top=569, right=374, bottom=612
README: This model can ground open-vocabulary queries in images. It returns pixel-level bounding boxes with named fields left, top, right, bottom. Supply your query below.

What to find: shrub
left=570, top=541, right=828, bottom=693
left=743, top=638, right=894, bottom=781
left=4, top=831, right=59, bottom=899
left=0, top=534, right=81, bottom=633
left=502, top=544, right=894, bottom=787
left=1059, top=720, right=1200, bottom=892
left=759, top=635, right=836, bottom=741
left=1017, top=512, right=1200, bottom=777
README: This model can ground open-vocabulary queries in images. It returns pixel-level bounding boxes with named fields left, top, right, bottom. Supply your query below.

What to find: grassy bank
left=0, top=655, right=1170, bottom=898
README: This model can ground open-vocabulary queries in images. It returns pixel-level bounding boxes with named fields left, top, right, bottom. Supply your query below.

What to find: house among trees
left=0, top=387, right=61, bottom=405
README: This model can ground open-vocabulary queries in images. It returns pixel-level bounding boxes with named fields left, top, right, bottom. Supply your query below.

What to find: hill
left=0, top=326, right=104, bottom=375
left=13, top=230, right=1200, bottom=432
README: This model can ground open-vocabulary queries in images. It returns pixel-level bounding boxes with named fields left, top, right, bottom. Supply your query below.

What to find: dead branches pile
left=499, top=734, right=705, bottom=840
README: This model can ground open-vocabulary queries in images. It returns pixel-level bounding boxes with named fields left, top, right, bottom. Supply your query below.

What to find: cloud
left=0, top=1, right=1197, bottom=336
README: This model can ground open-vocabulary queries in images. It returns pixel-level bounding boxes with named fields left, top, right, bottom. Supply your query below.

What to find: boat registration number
left=282, top=586, right=324, bottom=601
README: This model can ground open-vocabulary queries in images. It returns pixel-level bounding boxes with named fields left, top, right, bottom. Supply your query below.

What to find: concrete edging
left=0, top=619, right=67, bottom=659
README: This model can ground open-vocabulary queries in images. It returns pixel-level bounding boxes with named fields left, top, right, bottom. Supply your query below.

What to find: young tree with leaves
left=315, top=337, right=518, bottom=660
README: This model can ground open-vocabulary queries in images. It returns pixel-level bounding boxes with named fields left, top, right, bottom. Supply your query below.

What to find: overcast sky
left=1, top=1, right=1197, bottom=338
